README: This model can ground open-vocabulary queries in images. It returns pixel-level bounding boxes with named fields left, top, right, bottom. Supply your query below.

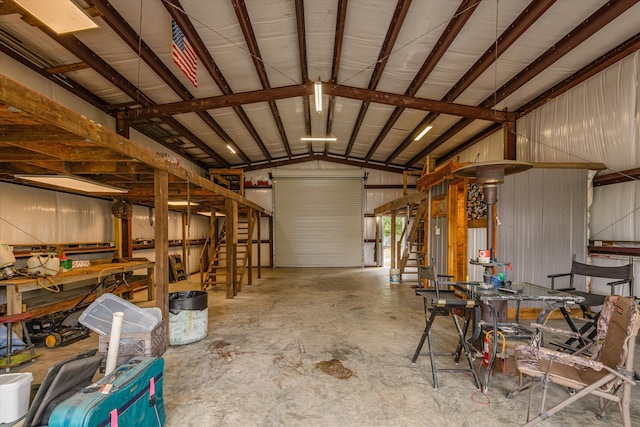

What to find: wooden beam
left=0, top=75, right=270, bottom=215
left=373, top=192, right=428, bottom=215
left=154, top=169, right=169, bottom=323
left=225, top=198, right=238, bottom=298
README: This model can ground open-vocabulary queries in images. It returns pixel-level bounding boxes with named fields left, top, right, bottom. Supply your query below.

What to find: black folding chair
left=412, top=264, right=481, bottom=390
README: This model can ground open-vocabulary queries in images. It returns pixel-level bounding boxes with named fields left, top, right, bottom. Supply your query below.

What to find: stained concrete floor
left=17, top=267, right=640, bottom=426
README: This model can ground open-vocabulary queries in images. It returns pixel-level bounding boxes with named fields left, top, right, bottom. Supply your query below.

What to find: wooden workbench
left=0, top=260, right=155, bottom=320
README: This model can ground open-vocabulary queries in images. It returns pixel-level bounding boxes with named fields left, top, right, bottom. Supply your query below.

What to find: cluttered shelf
left=10, top=239, right=206, bottom=258
left=0, top=259, right=155, bottom=319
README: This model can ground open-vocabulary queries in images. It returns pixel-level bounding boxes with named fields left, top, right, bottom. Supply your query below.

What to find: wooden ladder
left=169, top=254, right=188, bottom=282
left=201, top=215, right=251, bottom=291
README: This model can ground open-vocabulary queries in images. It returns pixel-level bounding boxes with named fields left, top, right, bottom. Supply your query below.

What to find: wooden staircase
left=399, top=199, right=427, bottom=276
left=201, top=213, right=253, bottom=291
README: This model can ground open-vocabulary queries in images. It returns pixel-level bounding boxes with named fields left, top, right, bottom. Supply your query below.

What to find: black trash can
left=168, top=291, right=208, bottom=345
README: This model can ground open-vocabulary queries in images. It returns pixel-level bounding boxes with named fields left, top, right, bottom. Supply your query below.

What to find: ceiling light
left=414, top=125, right=433, bottom=141
left=300, top=137, right=337, bottom=141
left=15, top=174, right=127, bottom=193
left=227, top=145, right=236, bottom=154
left=196, top=211, right=225, bottom=217
left=13, top=0, right=99, bottom=34
left=314, top=80, right=322, bottom=113
left=168, top=201, right=200, bottom=206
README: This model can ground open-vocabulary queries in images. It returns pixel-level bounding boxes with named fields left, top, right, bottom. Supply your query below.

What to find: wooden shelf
left=0, top=259, right=154, bottom=320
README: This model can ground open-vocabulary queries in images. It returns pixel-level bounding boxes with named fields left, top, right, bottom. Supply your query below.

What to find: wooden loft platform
left=0, top=75, right=269, bottom=216
left=0, top=75, right=272, bottom=314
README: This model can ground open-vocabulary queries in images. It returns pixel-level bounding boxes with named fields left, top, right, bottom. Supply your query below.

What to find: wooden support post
left=268, top=216, right=274, bottom=268
left=375, top=216, right=381, bottom=267
left=154, top=169, right=169, bottom=322
left=390, top=212, right=397, bottom=269
left=225, top=198, right=238, bottom=298
left=247, top=209, right=254, bottom=286
left=122, top=216, right=133, bottom=258
left=181, top=212, right=188, bottom=280
left=113, top=216, right=123, bottom=259
left=257, top=212, right=262, bottom=278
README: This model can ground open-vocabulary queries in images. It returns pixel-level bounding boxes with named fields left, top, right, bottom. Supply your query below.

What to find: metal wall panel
left=497, top=169, right=588, bottom=292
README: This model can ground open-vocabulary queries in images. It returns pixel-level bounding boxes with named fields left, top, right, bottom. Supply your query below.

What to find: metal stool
left=0, top=312, right=38, bottom=371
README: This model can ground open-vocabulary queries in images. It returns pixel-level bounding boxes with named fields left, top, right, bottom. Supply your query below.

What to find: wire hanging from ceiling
left=161, top=0, right=482, bottom=93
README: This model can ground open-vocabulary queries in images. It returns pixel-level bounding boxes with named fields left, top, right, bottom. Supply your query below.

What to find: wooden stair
left=400, top=199, right=427, bottom=276
left=201, top=215, right=252, bottom=291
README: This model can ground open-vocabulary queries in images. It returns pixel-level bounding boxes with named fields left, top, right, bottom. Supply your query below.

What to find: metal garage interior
left=0, top=1, right=639, bottom=426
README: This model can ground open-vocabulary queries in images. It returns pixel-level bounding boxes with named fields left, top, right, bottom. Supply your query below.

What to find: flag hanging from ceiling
left=171, top=18, right=197, bottom=88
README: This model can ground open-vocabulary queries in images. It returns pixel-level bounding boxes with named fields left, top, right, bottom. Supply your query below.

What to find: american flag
left=171, top=19, right=197, bottom=88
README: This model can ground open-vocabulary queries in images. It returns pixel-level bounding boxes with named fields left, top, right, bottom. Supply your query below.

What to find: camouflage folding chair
left=508, top=295, right=640, bottom=426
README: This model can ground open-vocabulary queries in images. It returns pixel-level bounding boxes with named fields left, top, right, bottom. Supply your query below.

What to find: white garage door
left=272, top=169, right=364, bottom=267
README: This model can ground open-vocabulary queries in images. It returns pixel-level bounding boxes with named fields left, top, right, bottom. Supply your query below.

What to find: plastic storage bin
left=98, top=321, right=166, bottom=372
left=0, top=372, right=33, bottom=423
left=79, top=293, right=159, bottom=335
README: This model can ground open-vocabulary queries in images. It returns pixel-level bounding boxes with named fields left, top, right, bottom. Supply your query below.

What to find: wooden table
left=0, top=260, right=155, bottom=323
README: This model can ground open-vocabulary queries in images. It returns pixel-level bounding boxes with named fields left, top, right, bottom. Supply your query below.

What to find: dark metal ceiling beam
left=363, top=0, right=481, bottom=161
left=232, top=0, right=287, bottom=160
left=344, top=0, right=412, bottom=158
left=385, top=0, right=554, bottom=164
left=518, top=32, right=640, bottom=116
left=163, top=0, right=264, bottom=164
left=325, top=0, right=348, bottom=137
left=35, top=28, right=231, bottom=167
left=128, top=82, right=512, bottom=122
left=408, top=0, right=638, bottom=165
left=242, top=153, right=408, bottom=174
left=88, top=0, right=250, bottom=166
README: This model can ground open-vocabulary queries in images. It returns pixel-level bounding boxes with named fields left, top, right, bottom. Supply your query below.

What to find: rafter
left=232, top=0, right=287, bottom=160
left=385, top=0, right=555, bottom=164
left=344, top=0, right=412, bottom=158
left=408, top=0, right=638, bottom=165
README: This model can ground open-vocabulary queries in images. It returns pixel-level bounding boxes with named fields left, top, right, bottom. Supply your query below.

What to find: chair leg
left=427, top=330, right=438, bottom=390
left=451, top=312, right=480, bottom=389
left=412, top=324, right=429, bottom=363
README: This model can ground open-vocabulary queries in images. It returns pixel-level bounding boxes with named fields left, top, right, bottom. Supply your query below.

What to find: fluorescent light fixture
left=13, top=0, right=99, bottom=34
left=414, top=125, right=433, bottom=141
left=168, top=201, right=200, bottom=206
left=300, top=137, right=337, bottom=141
left=196, top=211, right=225, bottom=217
left=227, top=145, right=236, bottom=154
left=15, top=174, right=127, bottom=193
left=314, top=80, right=322, bottom=113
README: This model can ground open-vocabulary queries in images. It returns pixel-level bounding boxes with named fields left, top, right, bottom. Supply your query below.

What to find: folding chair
left=508, top=295, right=640, bottom=426
left=411, top=264, right=481, bottom=390
left=548, top=256, right=634, bottom=353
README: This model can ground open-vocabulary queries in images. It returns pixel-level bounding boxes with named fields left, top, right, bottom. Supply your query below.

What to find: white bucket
left=389, top=268, right=400, bottom=284
left=0, top=372, right=33, bottom=423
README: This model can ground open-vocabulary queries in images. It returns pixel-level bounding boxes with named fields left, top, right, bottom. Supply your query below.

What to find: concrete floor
left=17, top=267, right=640, bottom=426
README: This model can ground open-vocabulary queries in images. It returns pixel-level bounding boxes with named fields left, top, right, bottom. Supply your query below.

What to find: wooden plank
left=373, top=192, right=428, bottom=215
left=225, top=198, right=238, bottom=298
left=154, top=169, right=169, bottom=323
left=0, top=75, right=270, bottom=215
left=531, top=162, right=607, bottom=170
